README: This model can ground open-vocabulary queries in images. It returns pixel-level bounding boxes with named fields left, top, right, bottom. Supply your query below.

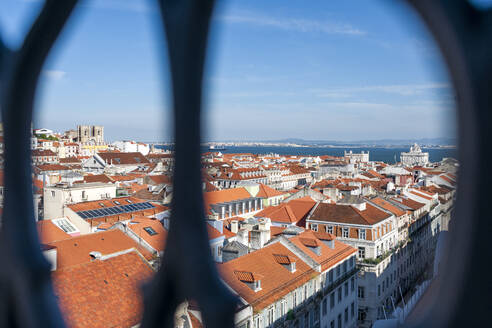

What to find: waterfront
left=157, top=145, right=457, bottom=163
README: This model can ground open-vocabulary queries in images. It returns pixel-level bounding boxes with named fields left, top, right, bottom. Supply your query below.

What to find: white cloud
left=218, top=12, right=366, bottom=36
left=43, top=70, right=66, bottom=80
left=310, top=83, right=451, bottom=98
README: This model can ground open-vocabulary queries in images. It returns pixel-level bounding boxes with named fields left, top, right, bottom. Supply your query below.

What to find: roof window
left=144, top=227, right=157, bottom=236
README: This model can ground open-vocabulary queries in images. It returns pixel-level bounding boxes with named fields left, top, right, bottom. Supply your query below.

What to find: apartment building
left=43, top=182, right=117, bottom=219
left=305, top=199, right=401, bottom=327
left=219, top=229, right=358, bottom=328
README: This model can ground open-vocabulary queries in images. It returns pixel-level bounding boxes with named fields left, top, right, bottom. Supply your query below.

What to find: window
left=337, top=265, right=340, bottom=278
left=114, top=200, right=121, bottom=205
left=351, top=277, right=355, bottom=292
left=294, top=290, right=298, bottom=307
left=126, top=199, right=133, bottom=203
left=359, top=229, right=366, bottom=240
left=351, top=302, right=355, bottom=318
left=337, top=314, right=342, bottom=328
left=326, top=225, right=333, bottom=234
left=344, top=308, right=348, bottom=323
left=329, top=269, right=333, bottom=283
left=144, top=227, right=158, bottom=236
left=343, top=261, right=347, bottom=273
left=330, top=292, right=335, bottom=309
left=358, top=287, right=365, bottom=299
left=268, top=307, right=274, bottom=326
left=358, top=247, right=366, bottom=259
left=344, top=282, right=348, bottom=296
left=322, top=298, right=327, bottom=316
left=342, top=227, right=349, bottom=238
left=311, top=223, right=318, bottom=232
left=99, top=202, right=105, bottom=207
left=51, top=191, right=55, bottom=197
left=378, top=285, right=381, bottom=297
left=330, top=321, right=335, bottom=328
left=338, top=287, right=342, bottom=302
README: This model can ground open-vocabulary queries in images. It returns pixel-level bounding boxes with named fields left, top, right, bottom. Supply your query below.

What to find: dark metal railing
left=0, top=1, right=491, bottom=328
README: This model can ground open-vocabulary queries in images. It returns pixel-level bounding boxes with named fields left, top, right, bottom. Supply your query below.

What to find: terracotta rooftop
left=53, top=251, right=153, bottom=328
left=48, top=229, right=154, bottom=269
left=98, top=152, right=150, bottom=165
left=129, top=217, right=168, bottom=252
left=37, top=220, right=72, bottom=244
left=288, top=230, right=357, bottom=272
left=371, top=197, right=406, bottom=217
left=219, top=242, right=315, bottom=311
left=256, top=184, right=286, bottom=198
left=309, top=202, right=391, bottom=226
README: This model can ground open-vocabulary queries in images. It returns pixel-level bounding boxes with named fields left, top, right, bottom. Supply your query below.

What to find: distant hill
left=210, top=137, right=457, bottom=147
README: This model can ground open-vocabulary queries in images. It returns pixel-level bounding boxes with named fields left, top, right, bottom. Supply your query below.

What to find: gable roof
left=287, top=230, right=357, bottom=272
left=256, top=184, right=286, bottom=198
left=309, top=202, right=391, bottom=226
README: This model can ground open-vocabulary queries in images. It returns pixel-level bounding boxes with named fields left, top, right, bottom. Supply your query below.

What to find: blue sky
left=0, top=0, right=461, bottom=142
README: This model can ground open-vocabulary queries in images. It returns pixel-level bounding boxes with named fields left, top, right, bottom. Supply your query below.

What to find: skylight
left=144, top=227, right=157, bottom=236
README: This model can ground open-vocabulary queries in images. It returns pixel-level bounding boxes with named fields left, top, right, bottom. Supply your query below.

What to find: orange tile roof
left=48, top=230, right=154, bottom=269
left=256, top=204, right=298, bottom=224
left=53, top=251, right=153, bottom=328
left=288, top=230, right=357, bottom=272
left=203, top=188, right=253, bottom=214
left=219, top=242, right=316, bottom=311
left=129, top=217, right=168, bottom=252
left=371, top=197, right=406, bottom=217
left=309, top=202, right=391, bottom=226
left=256, top=184, right=286, bottom=198
left=37, top=220, right=72, bottom=244
left=98, top=152, right=150, bottom=165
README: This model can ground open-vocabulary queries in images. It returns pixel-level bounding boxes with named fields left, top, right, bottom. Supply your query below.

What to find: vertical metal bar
left=141, top=1, right=237, bottom=327
left=0, top=1, right=79, bottom=327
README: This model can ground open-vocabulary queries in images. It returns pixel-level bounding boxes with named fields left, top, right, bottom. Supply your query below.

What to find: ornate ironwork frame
left=0, top=0, right=489, bottom=327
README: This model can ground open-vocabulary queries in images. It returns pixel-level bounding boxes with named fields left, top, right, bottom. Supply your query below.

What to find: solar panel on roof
left=147, top=202, right=156, bottom=209
left=121, top=205, right=133, bottom=212
left=84, top=210, right=97, bottom=218
left=78, top=211, right=89, bottom=219
left=142, top=202, right=152, bottom=209
left=112, top=207, right=123, bottom=214
left=135, top=203, right=146, bottom=210
left=128, top=204, right=139, bottom=211
left=92, top=209, right=105, bottom=217
left=99, top=208, right=112, bottom=216
left=106, top=207, right=118, bottom=214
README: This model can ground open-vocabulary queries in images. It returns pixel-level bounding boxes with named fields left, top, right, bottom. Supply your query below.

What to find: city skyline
left=1, top=0, right=456, bottom=141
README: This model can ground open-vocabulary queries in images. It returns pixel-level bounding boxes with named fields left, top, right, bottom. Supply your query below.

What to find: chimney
left=327, top=239, right=335, bottom=249
left=237, top=229, right=249, bottom=246
left=231, top=220, right=239, bottom=234
left=42, top=245, right=57, bottom=271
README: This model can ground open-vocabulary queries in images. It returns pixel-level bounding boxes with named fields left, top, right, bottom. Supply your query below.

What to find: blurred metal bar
left=0, top=1, right=80, bottom=327
left=404, top=1, right=492, bottom=327
left=140, top=1, right=237, bottom=327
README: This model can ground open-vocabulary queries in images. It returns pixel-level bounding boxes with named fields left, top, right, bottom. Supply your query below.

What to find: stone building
left=400, top=144, right=429, bottom=166
left=77, top=125, right=104, bottom=143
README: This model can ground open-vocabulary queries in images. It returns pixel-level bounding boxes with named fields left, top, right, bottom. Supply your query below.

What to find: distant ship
left=209, top=145, right=226, bottom=151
